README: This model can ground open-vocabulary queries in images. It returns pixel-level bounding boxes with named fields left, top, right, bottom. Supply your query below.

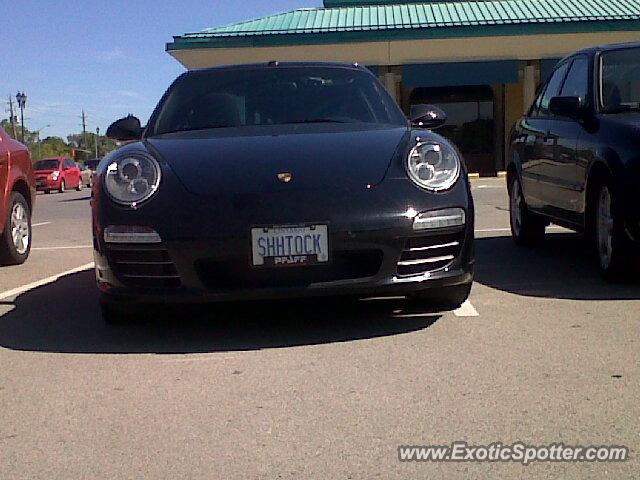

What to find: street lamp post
left=95, top=127, right=100, bottom=159
left=35, top=124, right=51, bottom=159
left=16, top=92, right=27, bottom=143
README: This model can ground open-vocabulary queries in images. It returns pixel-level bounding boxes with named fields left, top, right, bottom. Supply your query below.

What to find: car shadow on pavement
left=0, top=271, right=440, bottom=354
left=475, top=232, right=640, bottom=300
left=59, top=195, right=92, bottom=202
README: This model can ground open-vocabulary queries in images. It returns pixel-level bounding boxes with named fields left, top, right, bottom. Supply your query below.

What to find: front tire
left=0, top=192, right=32, bottom=266
left=59, top=179, right=66, bottom=193
left=509, top=175, right=545, bottom=246
left=594, top=183, right=634, bottom=281
left=409, top=283, right=471, bottom=311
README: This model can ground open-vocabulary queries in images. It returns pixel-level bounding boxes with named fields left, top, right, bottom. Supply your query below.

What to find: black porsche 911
left=509, top=42, right=640, bottom=280
left=95, top=62, right=474, bottom=323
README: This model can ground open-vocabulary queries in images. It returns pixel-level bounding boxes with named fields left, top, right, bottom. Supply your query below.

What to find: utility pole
left=81, top=109, right=88, bottom=161
left=8, top=96, right=17, bottom=138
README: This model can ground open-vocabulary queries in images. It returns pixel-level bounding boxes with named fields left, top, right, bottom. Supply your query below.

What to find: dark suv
left=508, top=42, right=640, bottom=280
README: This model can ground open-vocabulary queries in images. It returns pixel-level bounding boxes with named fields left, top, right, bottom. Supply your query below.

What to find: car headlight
left=51, top=171, right=60, bottom=180
left=104, top=152, right=161, bottom=206
left=406, top=142, right=461, bottom=191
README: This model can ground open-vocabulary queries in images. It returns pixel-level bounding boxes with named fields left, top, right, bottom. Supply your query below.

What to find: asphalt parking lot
left=1, top=178, right=638, bottom=479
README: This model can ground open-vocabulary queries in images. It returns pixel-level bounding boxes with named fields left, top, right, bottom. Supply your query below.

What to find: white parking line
left=454, top=300, right=479, bottom=317
left=32, top=222, right=51, bottom=227
left=475, top=228, right=511, bottom=233
left=31, top=245, right=93, bottom=251
left=475, top=226, right=569, bottom=234
left=0, top=262, right=94, bottom=301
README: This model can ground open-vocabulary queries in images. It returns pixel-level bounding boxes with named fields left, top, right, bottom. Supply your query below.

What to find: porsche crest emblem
left=277, top=172, right=293, bottom=183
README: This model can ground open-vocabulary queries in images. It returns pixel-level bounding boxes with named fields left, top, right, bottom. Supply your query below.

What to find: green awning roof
left=168, top=0, right=640, bottom=50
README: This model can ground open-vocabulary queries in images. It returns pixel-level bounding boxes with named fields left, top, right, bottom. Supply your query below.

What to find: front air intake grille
left=196, top=250, right=383, bottom=291
left=106, top=244, right=181, bottom=289
left=397, top=233, right=463, bottom=276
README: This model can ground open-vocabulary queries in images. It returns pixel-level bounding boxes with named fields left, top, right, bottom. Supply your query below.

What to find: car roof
left=186, top=61, right=367, bottom=76
left=561, top=41, right=640, bottom=62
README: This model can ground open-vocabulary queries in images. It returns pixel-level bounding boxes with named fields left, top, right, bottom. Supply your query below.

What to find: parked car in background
left=0, top=126, right=35, bottom=265
left=78, top=162, right=93, bottom=188
left=95, top=62, right=474, bottom=323
left=508, top=42, right=640, bottom=280
left=86, top=158, right=101, bottom=172
left=34, top=157, right=82, bottom=193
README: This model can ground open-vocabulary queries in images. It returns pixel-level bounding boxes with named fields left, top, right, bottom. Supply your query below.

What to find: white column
left=384, top=72, right=398, bottom=102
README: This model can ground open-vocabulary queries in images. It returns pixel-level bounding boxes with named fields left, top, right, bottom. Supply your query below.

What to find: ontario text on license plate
left=251, top=225, right=329, bottom=267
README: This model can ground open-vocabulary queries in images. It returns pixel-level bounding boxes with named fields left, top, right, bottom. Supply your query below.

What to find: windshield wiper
left=163, top=125, right=237, bottom=134
left=301, top=118, right=351, bottom=123
left=280, top=118, right=353, bottom=125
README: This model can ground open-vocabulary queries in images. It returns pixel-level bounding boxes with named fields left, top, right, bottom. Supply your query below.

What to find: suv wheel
left=595, top=183, right=634, bottom=281
left=0, top=192, right=31, bottom=265
left=509, top=175, right=545, bottom=246
left=59, top=179, right=66, bottom=193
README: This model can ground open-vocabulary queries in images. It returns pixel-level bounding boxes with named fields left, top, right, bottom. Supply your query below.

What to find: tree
left=68, top=132, right=117, bottom=160
left=38, top=136, right=70, bottom=160
left=1, top=118, right=117, bottom=161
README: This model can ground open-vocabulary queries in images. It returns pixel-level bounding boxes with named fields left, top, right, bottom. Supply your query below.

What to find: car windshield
left=150, top=66, right=407, bottom=135
left=600, top=47, right=640, bottom=113
left=34, top=159, right=60, bottom=170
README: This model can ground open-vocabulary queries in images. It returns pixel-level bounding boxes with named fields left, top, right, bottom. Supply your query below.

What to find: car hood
left=145, top=124, right=409, bottom=196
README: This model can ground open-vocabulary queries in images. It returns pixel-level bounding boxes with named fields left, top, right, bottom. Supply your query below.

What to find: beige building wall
left=170, top=31, right=640, bottom=69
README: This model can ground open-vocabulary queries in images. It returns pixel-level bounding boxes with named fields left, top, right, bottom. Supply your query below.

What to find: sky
left=1, top=0, right=321, bottom=140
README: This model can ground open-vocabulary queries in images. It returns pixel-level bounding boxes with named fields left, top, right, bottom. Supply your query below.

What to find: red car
left=34, top=157, right=82, bottom=193
left=0, top=126, right=35, bottom=265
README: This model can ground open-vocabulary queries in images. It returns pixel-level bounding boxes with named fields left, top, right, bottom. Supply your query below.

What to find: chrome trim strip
left=408, top=241, right=459, bottom=252
left=398, top=255, right=454, bottom=266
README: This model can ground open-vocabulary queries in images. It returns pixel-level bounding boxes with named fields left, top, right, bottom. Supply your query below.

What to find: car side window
left=561, top=57, right=588, bottom=102
left=538, top=62, right=570, bottom=117
left=529, top=84, right=546, bottom=117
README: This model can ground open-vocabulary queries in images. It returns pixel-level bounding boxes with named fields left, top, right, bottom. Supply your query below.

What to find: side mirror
left=549, top=96, right=583, bottom=119
left=410, top=104, right=447, bottom=129
left=106, top=115, right=143, bottom=141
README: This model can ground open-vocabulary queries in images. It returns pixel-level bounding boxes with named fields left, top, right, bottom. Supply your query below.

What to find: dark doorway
left=409, top=85, right=495, bottom=175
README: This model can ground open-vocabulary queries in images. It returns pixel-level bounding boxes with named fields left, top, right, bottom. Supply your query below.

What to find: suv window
left=63, top=159, right=74, bottom=168
left=561, top=57, right=588, bottom=101
left=538, top=62, right=570, bottom=116
left=529, top=83, right=546, bottom=116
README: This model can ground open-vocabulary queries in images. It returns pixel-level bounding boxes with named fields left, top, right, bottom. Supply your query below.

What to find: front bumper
left=93, top=173, right=474, bottom=304
left=35, top=177, right=61, bottom=191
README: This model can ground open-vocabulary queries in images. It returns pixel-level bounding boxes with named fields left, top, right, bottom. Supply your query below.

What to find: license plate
left=251, top=224, right=329, bottom=267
